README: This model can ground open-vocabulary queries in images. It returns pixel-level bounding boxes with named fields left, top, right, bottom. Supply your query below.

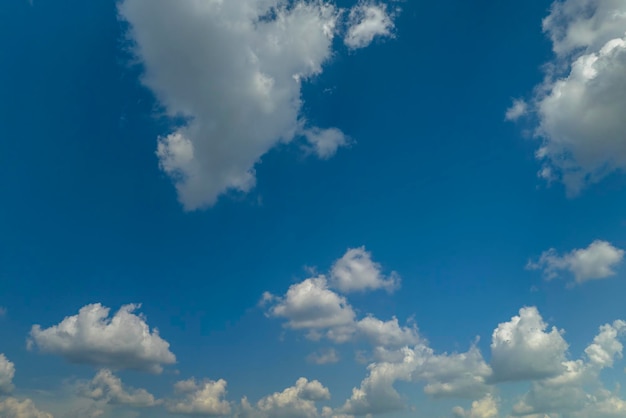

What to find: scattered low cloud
left=28, top=303, right=176, bottom=373
left=239, top=378, right=330, bottom=418
left=0, top=353, right=15, bottom=394
left=344, top=1, right=396, bottom=49
left=453, top=394, right=499, bottom=418
left=80, top=369, right=160, bottom=407
left=307, top=348, right=340, bottom=365
left=505, top=99, right=528, bottom=122
left=330, top=247, right=400, bottom=294
left=528, top=240, right=625, bottom=284
left=168, top=378, right=231, bottom=416
left=0, top=397, right=54, bottom=418
left=509, top=0, right=626, bottom=194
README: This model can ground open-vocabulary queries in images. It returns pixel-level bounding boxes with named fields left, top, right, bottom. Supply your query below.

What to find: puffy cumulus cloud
left=511, top=319, right=626, bottom=417
left=330, top=247, right=400, bottom=294
left=0, top=397, right=54, bottom=418
left=238, top=378, right=330, bottom=418
left=307, top=348, right=340, bottom=365
left=81, top=369, right=159, bottom=407
left=344, top=1, right=396, bottom=49
left=452, top=394, right=499, bottom=418
left=509, top=0, right=626, bottom=194
left=356, top=316, right=419, bottom=348
left=168, top=378, right=231, bottom=416
left=28, top=303, right=176, bottom=373
left=337, top=343, right=492, bottom=416
left=585, top=320, right=626, bottom=368
left=416, top=343, right=493, bottom=399
left=265, top=276, right=356, bottom=332
left=0, top=353, right=15, bottom=394
left=264, top=247, right=415, bottom=345
left=490, top=307, right=568, bottom=382
left=337, top=347, right=418, bottom=416
left=118, top=0, right=397, bottom=210
left=528, top=240, right=624, bottom=285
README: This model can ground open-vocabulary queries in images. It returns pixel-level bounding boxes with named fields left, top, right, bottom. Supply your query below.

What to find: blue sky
left=1, top=0, right=626, bottom=417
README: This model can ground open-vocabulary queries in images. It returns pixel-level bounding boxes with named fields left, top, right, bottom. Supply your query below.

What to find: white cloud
left=81, top=369, right=159, bottom=407
left=117, top=0, right=370, bottom=210
left=28, top=303, right=176, bottom=373
left=265, top=276, right=356, bottom=332
left=337, top=347, right=417, bottom=416
left=336, top=342, right=493, bottom=416
left=330, top=247, right=400, bottom=293
left=0, top=353, right=15, bottom=394
left=344, top=1, right=395, bottom=49
left=0, top=306, right=6, bottom=317
left=356, top=316, right=419, bottom=348
left=302, top=127, right=350, bottom=159
left=585, top=320, right=626, bottom=368
left=307, top=348, right=340, bottom=365
left=490, top=307, right=568, bottom=382
left=511, top=319, right=626, bottom=417
left=0, top=397, right=54, bottom=418
left=511, top=0, right=626, bottom=194
left=168, top=378, right=231, bottom=416
left=416, top=343, right=493, bottom=399
left=238, top=378, right=330, bottom=418
left=453, top=394, right=499, bottom=418
left=528, top=240, right=625, bottom=284
left=505, top=99, right=528, bottom=121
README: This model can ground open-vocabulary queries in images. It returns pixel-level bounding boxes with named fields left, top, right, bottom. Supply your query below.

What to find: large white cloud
left=0, top=398, right=54, bottom=418
left=118, top=0, right=396, bottom=210
left=81, top=369, right=159, bottom=407
left=511, top=319, right=626, bottom=417
left=0, top=353, right=15, bottom=394
left=330, top=247, right=400, bottom=294
left=168, top=378, right=232, bottom=416
left=28, top=303, right=176, bottom=373
left=490, top=307, right=568, bottom=382
left=528, top=240, right=624, bottom=285
left=507, top=0, right=626, bottom=194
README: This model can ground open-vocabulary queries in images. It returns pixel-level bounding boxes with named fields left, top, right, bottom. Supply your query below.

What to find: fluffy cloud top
left=0, top=398, right=54, bottom=418
left=240, top=378, right=331, bottom=418
left=453, top=394, right=499, bottom=418
left=265, top=276, right=356, bottom=331
left=0, top=353, right=15, bottom=394
left=28, top=303, right=176, bottom=373
left=168, top=378, right=231, bottom=416
left=528, top=240, right=624, bottom=284
left=490, top=307, right=568, bottom=382
left=330, top=247, right=400, bottom=293
left=508, top=0, right=626, bottom=194
left=511, top=319, right=626, bottom=417
left=82, top=369, right=159, bottom=407
left=118, top=0, right=396, bottom=210
left=344, top=1, right=395, bottom=49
